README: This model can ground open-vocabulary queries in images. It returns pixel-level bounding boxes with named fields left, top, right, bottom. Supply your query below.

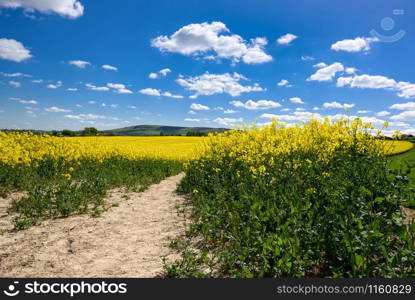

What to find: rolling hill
left=102, top=125, right=229, bottom=136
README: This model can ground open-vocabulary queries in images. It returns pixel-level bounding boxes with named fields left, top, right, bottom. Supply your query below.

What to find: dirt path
left=0, top=173, right=186, bottom=278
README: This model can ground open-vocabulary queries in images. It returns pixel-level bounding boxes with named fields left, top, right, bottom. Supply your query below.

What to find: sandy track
left=0, top=173, right=186, bottom=278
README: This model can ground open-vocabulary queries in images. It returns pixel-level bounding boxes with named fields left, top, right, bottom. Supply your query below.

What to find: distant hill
left=102, top=125, right=229, bottom=136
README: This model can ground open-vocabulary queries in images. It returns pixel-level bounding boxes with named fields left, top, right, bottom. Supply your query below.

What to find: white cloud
left=336, top=74, right=415, bottom=99
left=9, top=97, right=37, bottom=104
left=159, top=68, right=171, bottom=76
left=0, top=38, right=32, bottom=62
left=281, top=108, right=291, bottom=112
left=276, top=33, right=297, bottom=45
left=224, top=109, right=237, bottom=114
left=230, top=99, right=280, bottom=110
left=375, top=111, right=390, bottom=117
left=301, top=56, right=315, bottom=61
left=47, top=81, right=63, bottom=89
left=45, top=106, right=71, bottom=113
left=190, top=103, right=210, bottom=110
left=323, top=101, right=355, bottom=109
left=289, top=97, right=304, bottom=104
left=102, top=103, right=118, bottom=108
left=69, top=60, right=90, bottom=68
left=139, top=88, right=182, bottom=98
left=389, top=102, right=415, bottom=110
left=148, top=68, right=172, bottom=79
left=9, top=80, right=21, bottom=87
left=67, top=87, right=77, bottom=91
left=337, top=74, right=396, bottom=89
left=31, top=79, right=43, bottom=83
left=151, top=21, right=272, bottom=64
left=184, top=118, right=200, bottom=122
left=188, top=110, right=196, bottom=115
left=176, top=72, right=265, bottom=98
left=148, top=73, right=158, bottom=79
left=345, top=67, right=357, bottom=74
left=127, top=105, right=137, bottom=109
left=397, top=82, right=415, bottom=99
left=313, top=62, right=327, bottom=68
left=64, top=114, right=119, bottom=121
left=277, top=79, right=292, bottom=87
left=162, top=91, right=183, bottom=99
left=75, top=104, right=82, bottom=108
left=357, top=110, right=371, bottom=114
left=88, top=101, right=96, bottom=104
left=107, top=83, right=133, bottom=94
left=307, top=62, right=344, bottom=82
left=390, top=111, right=415, bottom=121
left=139, top=88, right=161, bottom=96
left=214, top=117, right=243, bottom=126
left=85, top=83, right=109, bottom=91
left=102, top=64, right=118, bottom=71
left=0, top=0, right=84, bottom=19
left=331, top=37, right=379, bottom=52
left=0, top=72, right=30, bottom=77
left=260, top=111, right=320, bottom=122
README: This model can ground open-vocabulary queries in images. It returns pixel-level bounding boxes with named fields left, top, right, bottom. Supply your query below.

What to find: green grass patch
left=0, top=157, right=182, bottom=230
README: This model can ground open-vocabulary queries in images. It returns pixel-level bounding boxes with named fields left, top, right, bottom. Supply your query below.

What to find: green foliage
left=170, top=140, right=415, bottom=277
left=0, top=157, right=182, bottom=229
left=82, top=127, right=99, bottom=136
left=61, top=129, right=76, bottom=137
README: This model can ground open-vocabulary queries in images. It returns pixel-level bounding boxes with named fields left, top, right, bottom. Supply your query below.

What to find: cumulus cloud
left=9, top=97, right=37, bottom=104
left=375, top=111, right=390, bottom=117
left=67, top=87, right=77, bottom=91
left=69, top=60, right=90, bottom=68
left=184, top=118, right=200, bottom=122
left=31, top=79, right=43, bottom=83
left=0, top=0, right=84, bottom=19
left=176, top=72, right=265, bottom=98
left=390, top=111, right=415, bottom=122
left=301, top=56, right=315, bottom=61
left=336, top=74, right=415, bottom=99
left=323, top=101, right=355, bottom=109
left=148, top=68, right=172, bottom=79
left=230, top=99, right=280, bottom=110
left=102, top=64, right=118, bottom=71
left=289, top=97, right=304, bottom=104
left=45, top=106, right=71, bottom=113
left=357, top=110, right=371, bottom=114
left=0, top=38, right=32, bottom=62
left=85, top=83, right=109, bottom=91
left=190, top=103, right=210, bottom=110
left=277, top=79, right=292, bottom=87
left=151, top=21, right=272, bottom=64
left=276, top=33, right=297, bottom=45
left=107, top=83, right=133, bottom=94
left=389, top=102, right=415, bottom=110
left=139, top=88, right=183, bottom=99
left=64, top=113, right=119, bottom=121
left=331, top=37, right=379, bottom=52
left=9, top=80, right=21, bottom=87
left=307, top=62, right=344, bottom=82
left=224, top=109, right=237, bottom=114
left=0, top=72, right=30, bottom=77
left=102, top=103, right=118, bottom=108
left=47, top=81, right=63, bottom=89
left=214, top=117, right=243, bottom=126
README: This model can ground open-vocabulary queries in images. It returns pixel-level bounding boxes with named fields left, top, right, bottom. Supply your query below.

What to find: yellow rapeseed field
left=0, top=131, right=204, bottom=166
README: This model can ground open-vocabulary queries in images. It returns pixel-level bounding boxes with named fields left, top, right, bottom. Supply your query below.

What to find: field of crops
left=0, top=120, right=414, bottom=277
left=0, top=132, right=201, bottom=229
left=168, top=119, right=415, bottom=277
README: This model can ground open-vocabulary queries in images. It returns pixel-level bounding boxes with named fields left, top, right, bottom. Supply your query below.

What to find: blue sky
left=0, top=0, right=414, bottom=134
